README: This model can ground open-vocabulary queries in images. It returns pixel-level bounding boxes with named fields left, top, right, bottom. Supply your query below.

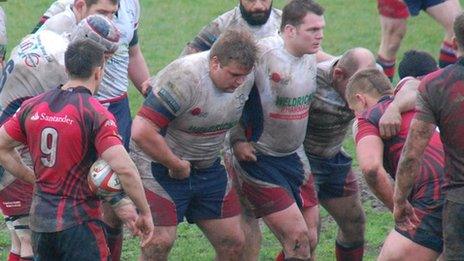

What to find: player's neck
left=62, top=79, right=96, bottom=95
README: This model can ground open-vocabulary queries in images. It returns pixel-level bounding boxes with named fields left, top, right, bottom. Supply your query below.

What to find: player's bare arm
left=101, top=144, right=154, bottom=246
left=132, top=115, right=191, bottom=179
left=128, top=44, right=151, bottom=96
left=393, top=118, right=435, bottom=230
left=0, top=127, right=35, bottom=184
left=379, top=78, right=420, bottom=138
left=356, top=135, right=395, bottom=211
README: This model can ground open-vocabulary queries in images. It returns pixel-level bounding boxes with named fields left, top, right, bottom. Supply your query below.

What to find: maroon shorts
left=0, top=176, right=33, bottom=216
left=377, top=0, right=410, bottom=18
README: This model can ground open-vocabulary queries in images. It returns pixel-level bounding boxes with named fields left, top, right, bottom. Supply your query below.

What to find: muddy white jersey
left=0, top=30, right=68, bottom=124
left=251, top=35, right=317, bottom=156
left=184, top=6, right=281, bottom=54
left=138, top=51, right=254, bottom=168
left=304, top=58, right=355, bottom=158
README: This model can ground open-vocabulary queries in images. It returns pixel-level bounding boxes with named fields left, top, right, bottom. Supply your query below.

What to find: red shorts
left=377, top=0, right=410, bottom=19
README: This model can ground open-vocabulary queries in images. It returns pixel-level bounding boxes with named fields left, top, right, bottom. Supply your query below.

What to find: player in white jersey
left=35, top=1, right=151, bottom=259
left=228, top=1, right=324, bottom=259
left=131, top=28, right=258, bottom=261
left=0, top=15, right=123, bottom=261
left=182, top=0, right=281, bottom=55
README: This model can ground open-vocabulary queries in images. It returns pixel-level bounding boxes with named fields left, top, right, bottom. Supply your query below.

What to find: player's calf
left=141, top=226, right=176, bottom=261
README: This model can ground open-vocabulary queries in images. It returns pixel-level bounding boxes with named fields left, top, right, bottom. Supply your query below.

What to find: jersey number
left=40, top=127, right=58, bottom=167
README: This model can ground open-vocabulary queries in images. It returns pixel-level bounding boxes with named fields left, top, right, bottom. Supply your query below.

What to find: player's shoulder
left=43, top=0, right=73, bottom=18
left=257, top=35, right=283, bottom=57
left=216, top=6, right=240, bottom=23
left=41, top=6, right=76, bottom=37
left=11, top=30, right=68, bottom=65
left=270, top=7, right=282, bottom=18
left=154, top=52, right=208, bottom=90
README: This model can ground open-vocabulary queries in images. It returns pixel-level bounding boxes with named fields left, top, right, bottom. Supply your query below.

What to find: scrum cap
left=71, top=14, right=120, bottom=54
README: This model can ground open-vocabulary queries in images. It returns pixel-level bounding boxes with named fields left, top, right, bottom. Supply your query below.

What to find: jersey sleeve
left=414, top=76, right=437, bottom=124
left=93, top=108, right=123, bottom=156
left=354, top=116, right=381, bottom=144
left=137, top=62, right=195, bottom=128
left=3, top=109, right=27, bottom=144
left=186, top=15, right=226, bottom=52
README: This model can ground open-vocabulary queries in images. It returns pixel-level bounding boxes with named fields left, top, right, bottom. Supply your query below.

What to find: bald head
left=337, top=47, right=377, bottom=78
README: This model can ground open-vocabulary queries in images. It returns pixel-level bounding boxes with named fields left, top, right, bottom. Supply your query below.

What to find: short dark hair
left=85, top=0, right=119, bottom=7
left=346, top=68, right=393, bottom=104
left=210, top=28, right=258, bottom=70
left=65, top=39, right=105, bottom=79
left=280, top=0, right=324, bottom=32
left=454, top=13, right=464, bottom=50
left=398, top=50, right=438, bottom=79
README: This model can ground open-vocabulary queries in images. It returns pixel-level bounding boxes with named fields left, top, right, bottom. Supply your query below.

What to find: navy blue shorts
left=32, top=220, right=109, bottom=261
left=237, top=152, right=318, bottom=218
left=404, top=0, right=445, bottom=16
left=108, top=95, right=132, bottom=150
left=146, top=159, right=241, bottom=226
left=395, top=198, right=443, bottom=253
left=307, top=151, right=358, bottom=200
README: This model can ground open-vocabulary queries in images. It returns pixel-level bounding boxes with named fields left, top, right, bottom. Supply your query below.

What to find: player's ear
left=74, top=0, right=87, bottom=18
left=355, top=93, right=367, bottom=108
left=283, top=24, right=296, bottom=38
left=210, top=56, right=220, bottom=71
left=333, top=67, right=345, bottom=81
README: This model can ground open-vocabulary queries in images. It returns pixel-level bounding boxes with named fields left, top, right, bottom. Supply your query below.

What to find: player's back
left=4, top=87, right=120, bottom=232
left=358, top=96, right=445, bottom=200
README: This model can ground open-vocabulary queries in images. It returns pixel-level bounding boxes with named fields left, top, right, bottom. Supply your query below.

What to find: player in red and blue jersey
left=347, top=68, right=445, bottom=260
left=394, top=13, right=464, bottom=260
left=0, top=39, right=153, bottom=260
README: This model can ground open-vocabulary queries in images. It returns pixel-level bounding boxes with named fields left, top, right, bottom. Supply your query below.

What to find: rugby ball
left=88, top=158, right=122, bottom=197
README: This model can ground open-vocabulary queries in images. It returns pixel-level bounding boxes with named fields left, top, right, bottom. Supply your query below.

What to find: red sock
left=106, top=225, right=123, bottom=261
left=335, top=241, right=364, bottom=261
left=439, top=40, right=457, bottom=68
left=8, top=252, right=20, bottom=261
left=377, top=55, right=396, bottom=81
left=275, top=250, right=285, bottom=261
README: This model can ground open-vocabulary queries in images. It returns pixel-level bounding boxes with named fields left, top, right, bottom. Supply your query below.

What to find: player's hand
left=134, top=212, right=154, bottom=248
left=393, top=200, right=419, bottom=231
left=233, top=141, right=257, bottom=162
left=379, top=104, right=401, bottom=139
left=168, top=159, right=191, bottom=179
left=141, top=79, right=153, bottom=98
left=111, top=198, right=139, bottom=235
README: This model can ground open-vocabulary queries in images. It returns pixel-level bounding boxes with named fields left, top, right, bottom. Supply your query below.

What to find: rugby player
left=394, top=13, right=464, bottom=260
left=0, top=14, right=125, bottom=261
left=303, top=48, right=376, bottom=260
left=0, top=38, right=153, bottom=260
left=229, top=1, right=326, bottom=259
left=347, top=68, right=445, bottom=260
left=376, top=0, right=461, bottom=80
left=131, top=28, right=258, bottom=261
left=35, top=1, right=151, bottom=258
